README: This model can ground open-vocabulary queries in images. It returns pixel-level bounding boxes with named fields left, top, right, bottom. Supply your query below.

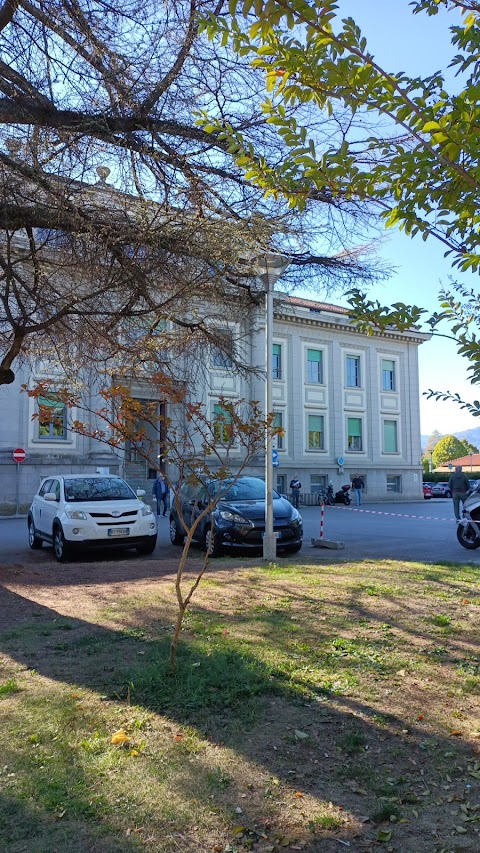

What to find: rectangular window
left=307, top=414, right=324, bottom=450
left=382, top=359, right=395, bottom=391
left=211, top=329, right=234, bottom=368
left=311, top=475, right=327, bottom=495
left=346, top=355, right=361, bottom=387
left=213, top=403, right=233, bottom=444
left=347, top=417, right=363, bottom=451
left=383, top=419, right=398, bottom=453
left=272, top=343, right=282, bottom=379
left=307, top=348, right=323, bottom=383
left=273, top=411, right=284, bottom=450
left=38, top=396, right=67, bottom=440
left=387, top=475, right=402, bottom=493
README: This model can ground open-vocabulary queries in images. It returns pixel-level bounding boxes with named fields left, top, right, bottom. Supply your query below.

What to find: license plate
left=108, top=527, right=130, bottom=537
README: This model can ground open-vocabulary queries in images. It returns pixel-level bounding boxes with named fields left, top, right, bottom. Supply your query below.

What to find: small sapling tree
left=27, top=376, right=275, bottom=671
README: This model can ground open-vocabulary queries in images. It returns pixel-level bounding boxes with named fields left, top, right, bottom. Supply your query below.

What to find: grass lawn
left=0, top=556, right=479, bottom=852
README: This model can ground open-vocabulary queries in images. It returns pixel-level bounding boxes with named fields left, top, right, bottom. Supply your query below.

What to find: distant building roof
left=438, top=453, right=480, bottom=470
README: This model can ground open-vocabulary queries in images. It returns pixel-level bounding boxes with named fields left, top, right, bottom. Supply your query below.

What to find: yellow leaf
left=111, top=729, right=130, bottom=745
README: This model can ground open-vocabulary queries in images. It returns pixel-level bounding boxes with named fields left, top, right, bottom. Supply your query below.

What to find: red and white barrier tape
left=326, top=505, right=455, bottom=522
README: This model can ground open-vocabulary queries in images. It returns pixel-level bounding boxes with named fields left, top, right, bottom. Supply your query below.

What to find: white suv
left=28, top=474, right=157, bottom=561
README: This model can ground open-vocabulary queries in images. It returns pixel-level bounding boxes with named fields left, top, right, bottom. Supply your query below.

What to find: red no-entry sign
left=13, top=447, right=26, bottom=463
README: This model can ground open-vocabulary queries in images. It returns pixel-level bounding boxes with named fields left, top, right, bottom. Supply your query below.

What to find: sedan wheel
left=169, top=517, right=184, bottom=545
left=205, top=528, right=223, bottom=558
left=282, top=542, right=302, bottom=555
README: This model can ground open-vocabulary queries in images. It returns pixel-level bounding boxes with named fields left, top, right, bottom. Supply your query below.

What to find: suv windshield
left=209, top=477, right=279, bottom=502
left=64, top=477, right=136, bottom=502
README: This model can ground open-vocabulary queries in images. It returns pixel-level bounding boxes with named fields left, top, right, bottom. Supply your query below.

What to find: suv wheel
left=28, top=518, right=43, bottom=550
left=136, top=535, right=157, bottom=555
left=53, top=525, right=71, bottom=562
left=169, top=517, right=184, bottom=545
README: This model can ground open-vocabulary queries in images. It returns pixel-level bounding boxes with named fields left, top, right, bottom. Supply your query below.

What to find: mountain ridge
left=421, top=425, right=480, bottom=452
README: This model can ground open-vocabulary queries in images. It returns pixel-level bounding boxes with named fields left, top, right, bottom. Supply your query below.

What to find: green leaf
left=377, top=829, right=392, bottom=842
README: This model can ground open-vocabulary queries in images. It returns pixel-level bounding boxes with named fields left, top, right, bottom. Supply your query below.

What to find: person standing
left=351, top=473, right=364, bottom=507
left=289, top=475, right=302, bottom=509
left=448, top=465, right=470, bottom=521
left=152, top=473, right=169, bottom=517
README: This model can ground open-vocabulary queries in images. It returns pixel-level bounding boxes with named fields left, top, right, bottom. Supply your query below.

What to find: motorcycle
left=457, top=485, right=480, bottom=549
left=316, top=483, right=334, bottom=505
left=334, top=484, right=351, bottom=505
left=316, top=483, right=351, bottom=506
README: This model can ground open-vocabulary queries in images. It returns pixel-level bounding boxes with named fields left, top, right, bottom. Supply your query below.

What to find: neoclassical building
left=0, top=291, right=429, bottom=510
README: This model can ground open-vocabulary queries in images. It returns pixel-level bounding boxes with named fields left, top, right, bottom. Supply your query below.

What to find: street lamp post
left=256, top=252, right=290, bottom=561
left=429, top=451, right=433, bottom=473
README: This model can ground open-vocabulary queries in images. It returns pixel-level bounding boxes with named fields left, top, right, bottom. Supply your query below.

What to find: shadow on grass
left=0, top=790, right=145, bottom=853
left=1, top=584, right=479, bottom=853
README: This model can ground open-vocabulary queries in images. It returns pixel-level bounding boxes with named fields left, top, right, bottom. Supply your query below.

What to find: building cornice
left=273, top=307, right=431, bottom=345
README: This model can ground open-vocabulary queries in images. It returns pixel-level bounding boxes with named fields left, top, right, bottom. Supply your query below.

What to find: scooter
left=316, top=483, right=334, bottom=505
left=334, top=484, right=351, bottom=505
left=457, top=486, right=480, bottom=549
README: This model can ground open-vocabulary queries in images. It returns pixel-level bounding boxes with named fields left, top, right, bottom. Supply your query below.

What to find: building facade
left=0, top=294, right=429, bottom=510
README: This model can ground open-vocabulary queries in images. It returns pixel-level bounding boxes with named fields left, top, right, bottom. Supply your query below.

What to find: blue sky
left=330, top=0, right=480, bottom=437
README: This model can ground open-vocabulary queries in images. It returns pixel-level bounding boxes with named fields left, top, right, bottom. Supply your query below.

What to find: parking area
left=1, top=498, right=479, bottom=565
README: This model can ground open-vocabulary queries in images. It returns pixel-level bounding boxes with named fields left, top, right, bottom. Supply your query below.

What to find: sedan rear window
left=210, top=477, right=279, bottom=502
left=64, top=477, right=136, bottom=502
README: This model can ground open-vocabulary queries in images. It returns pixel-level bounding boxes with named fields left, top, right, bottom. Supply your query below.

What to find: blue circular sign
left=337, top=456, right=344, bottom=466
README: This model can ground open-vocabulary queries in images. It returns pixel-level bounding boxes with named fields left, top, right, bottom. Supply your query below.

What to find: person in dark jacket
left=351, top=474, right=364, bottom=506
left=289, top=475, right=302, bottom=509
left=448, top=465, right=470, bottom=521
left=152, top=474, right=169, bottom=516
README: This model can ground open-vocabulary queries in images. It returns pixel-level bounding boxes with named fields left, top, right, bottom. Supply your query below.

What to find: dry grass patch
left=0, top=557, right=479, bottom=852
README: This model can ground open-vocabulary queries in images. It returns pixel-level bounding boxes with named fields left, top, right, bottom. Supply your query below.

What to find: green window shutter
left=348, top=418, right=362, bottom=437
left=213, top=404, right=232, bottom=442
left=308, top=414, right=324, bottom=449
left=273, top=411, right=283, bottom=448
left=307, top=349, right=322, bottom=383
left=382, top=359, right=395, bottom=391
left=272, top=343, right=282, bottom=379
left=384, top=420, right=397, bottom=452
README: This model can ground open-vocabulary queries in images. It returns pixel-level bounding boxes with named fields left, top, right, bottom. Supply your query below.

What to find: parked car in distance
left=169, top=475, right=303, bottom=557
left=423, top=483, right=433, bottom=500
left=28, top=474, right=157, bottom=561
left=431, top=482, right=452, bottom=498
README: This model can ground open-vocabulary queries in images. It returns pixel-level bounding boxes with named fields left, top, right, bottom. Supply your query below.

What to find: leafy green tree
left=200, top=0, right=480, bottom=270
left=200, top=1, right=480, bottom=413
left=432, top=435, right=474, bottom=467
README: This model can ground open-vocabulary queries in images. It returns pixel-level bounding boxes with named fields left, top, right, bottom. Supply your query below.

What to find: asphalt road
left=1, top=498, right=478, bottom=565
